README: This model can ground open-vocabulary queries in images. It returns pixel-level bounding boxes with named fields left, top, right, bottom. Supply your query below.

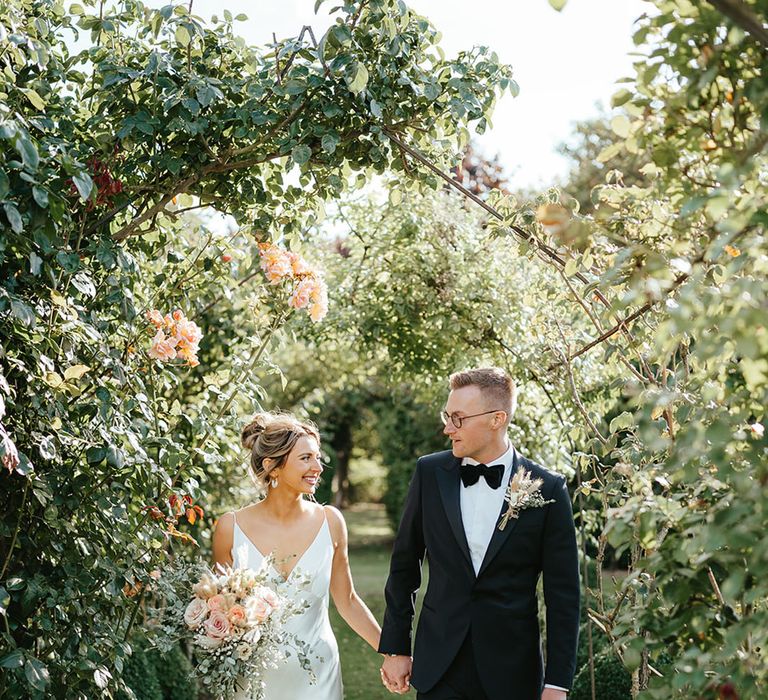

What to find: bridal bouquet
left=150, top=554, right=315, bottom=699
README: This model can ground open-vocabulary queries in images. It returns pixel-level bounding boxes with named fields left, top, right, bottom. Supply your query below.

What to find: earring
left=270, top=476, right=279, bottom=489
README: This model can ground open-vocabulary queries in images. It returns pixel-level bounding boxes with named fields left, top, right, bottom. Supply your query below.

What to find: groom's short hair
left=449, top=367, right=516, bottom=422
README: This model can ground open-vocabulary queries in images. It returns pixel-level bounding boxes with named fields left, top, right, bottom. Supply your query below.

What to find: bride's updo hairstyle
left=241, top=411, right=320, bottom=487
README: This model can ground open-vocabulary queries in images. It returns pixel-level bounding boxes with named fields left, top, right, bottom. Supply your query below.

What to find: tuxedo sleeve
left=541, top=474, right=580, bottom=690
left=378, top=459, right=426, bottom=655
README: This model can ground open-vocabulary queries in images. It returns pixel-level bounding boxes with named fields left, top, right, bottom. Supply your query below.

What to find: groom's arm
left=378, top=459, right=426, bottom=655
left=541, top=474, right=580, bottom=691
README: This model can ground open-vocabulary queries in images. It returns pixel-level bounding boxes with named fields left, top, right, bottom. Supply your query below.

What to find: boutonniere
left=498, top=468, right=555, bottom=531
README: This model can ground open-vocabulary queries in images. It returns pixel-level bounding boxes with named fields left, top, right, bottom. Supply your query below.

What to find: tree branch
left=707, top=0, right=768, bottom=49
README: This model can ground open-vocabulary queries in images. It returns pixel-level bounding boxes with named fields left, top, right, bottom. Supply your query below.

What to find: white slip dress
left=230, top=508, right=343, bottom=700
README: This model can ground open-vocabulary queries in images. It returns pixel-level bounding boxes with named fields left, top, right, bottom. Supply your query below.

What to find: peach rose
left=148, top=330, right=178, bottom=361
left=289, top=278, right=315, bottom=310
left=246, top=597, right=272, bottom=624
left=146, top=309, right=164, bottom=328
left=288, top=252, right=312, bottom=276
left=184, top=597, right=209, bottom=629
left=206, top=594, right=228, bottom=612
left=228, top=604, right=248, bottom=627
left=204, top=609, right=231, bottom=641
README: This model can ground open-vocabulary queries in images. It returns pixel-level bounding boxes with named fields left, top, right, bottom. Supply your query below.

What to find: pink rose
left=184, top=597, right=209, bottom=628
left=204, top=609, right=231, bottom=641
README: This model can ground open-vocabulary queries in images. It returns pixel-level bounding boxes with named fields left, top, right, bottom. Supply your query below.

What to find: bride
left=212, top=411, right=382, bottom=699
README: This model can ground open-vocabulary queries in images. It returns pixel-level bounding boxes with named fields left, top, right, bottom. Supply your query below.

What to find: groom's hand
left=541, top=688, right=567, bottom=700
left=380, top=654, right=412, bottom=694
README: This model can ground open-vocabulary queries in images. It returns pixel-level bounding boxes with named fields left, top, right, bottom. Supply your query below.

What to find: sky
left=172, top=0, right=650, bottom=191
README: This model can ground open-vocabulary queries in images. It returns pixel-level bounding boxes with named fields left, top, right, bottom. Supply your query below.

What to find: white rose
left=184, top=597, right=209, bottom=628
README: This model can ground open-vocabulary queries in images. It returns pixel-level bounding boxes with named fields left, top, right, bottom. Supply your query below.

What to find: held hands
left=380, top=655, right=412, bottom=695
left=541, top=688, right=567, bottom=700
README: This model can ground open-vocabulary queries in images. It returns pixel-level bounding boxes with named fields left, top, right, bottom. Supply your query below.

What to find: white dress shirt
left=460, top=442, right=568, bottom=694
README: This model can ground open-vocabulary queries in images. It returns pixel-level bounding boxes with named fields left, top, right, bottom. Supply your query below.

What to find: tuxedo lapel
left=477, top=447, right=522, bottom=578
left=435, top=455, right=473, bottom=570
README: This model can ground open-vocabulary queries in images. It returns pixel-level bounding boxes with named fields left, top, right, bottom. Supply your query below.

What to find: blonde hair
left=241, top=411, right=320, bottom=487
left=449, top=367, right=516, bottom=421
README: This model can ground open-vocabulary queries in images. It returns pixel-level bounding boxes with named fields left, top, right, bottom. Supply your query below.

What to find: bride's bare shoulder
left=322, top=504, right=347, bottom=542
left=212, top=511, right=236, bottom=565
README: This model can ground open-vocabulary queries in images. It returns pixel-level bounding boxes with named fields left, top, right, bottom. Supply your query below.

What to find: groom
left=378, top=367, right=580, bottom=699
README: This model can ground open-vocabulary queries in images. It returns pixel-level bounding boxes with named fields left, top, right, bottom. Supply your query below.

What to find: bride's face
left=275, top=435, right=323, bottom=495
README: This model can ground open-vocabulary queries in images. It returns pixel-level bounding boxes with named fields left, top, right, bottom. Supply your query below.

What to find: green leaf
left=21, top=89, right=46, bottom=111
left=0, top=168, right=9, bottom=198
left=32, top=186, right=49, bottom=208
left=347, top=62, right=369, bottom=94
left=370, top=99, right=383, bottom=119
left=64, top=364, right=91, bottom=381
left=24, top=656, right=50, bottom=692
left=10, top=298, right=35, bottom=327
left=175, top=25, right=191, bottom=47
left=3, top=203, right=23, bottom=233
left=0, top=650, right=24, bottom=668
left=30, top=252, right=43, bottom=275
left=610, top=115, right=631, bottom=138
left=564, top=258, right=578, bottom=277
left=6, top=578, right=24, bottom=591
left=94, top=667, right=111, bottom=689
left=611, top=88, right=632, bottom=107
left=0, top=586, right=9, bottom=616
left=71, top=171, right=93, bottom=200
left=609, top=411, right=634, bottom=433
left=321, top=133, right=339, bottom=154
left=548, top=0, right=568, bottom=10
left=291, top=144, right=312, bottom=165
left=15, top=136, right=39, bottom=171
left=86, top=446, right=106, bottom=464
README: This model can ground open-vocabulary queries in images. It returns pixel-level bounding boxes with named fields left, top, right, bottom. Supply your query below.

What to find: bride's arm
left=326, top=505, right=382, bottom=650
left=211, top=511, right=235, bottom=568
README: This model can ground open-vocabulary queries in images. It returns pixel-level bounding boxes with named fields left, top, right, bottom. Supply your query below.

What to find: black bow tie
left=460, top=462, right=504, bottom=489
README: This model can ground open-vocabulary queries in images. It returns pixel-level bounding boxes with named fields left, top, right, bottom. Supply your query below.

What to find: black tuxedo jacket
left=379, top=448, right=580, bottom=699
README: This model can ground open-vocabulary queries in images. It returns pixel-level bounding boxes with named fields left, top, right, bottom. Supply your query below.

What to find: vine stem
left=0, top=477, right=30, bottom=581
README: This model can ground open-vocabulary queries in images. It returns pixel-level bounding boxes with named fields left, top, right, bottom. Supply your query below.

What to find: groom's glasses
left=440, top=409, right=503, bottom=429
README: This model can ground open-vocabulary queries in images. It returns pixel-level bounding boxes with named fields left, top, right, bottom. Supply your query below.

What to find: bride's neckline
left=234, top=515, right=327, bottom=581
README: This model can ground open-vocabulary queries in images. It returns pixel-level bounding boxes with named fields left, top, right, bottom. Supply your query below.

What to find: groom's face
left=443, top=385, right=498, bottom=461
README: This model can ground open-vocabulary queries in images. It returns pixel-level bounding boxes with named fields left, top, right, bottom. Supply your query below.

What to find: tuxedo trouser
left=416, top=630, right=490, bottom=700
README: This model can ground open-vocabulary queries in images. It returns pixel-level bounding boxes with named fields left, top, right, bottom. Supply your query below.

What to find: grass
left=330, top=503, right=423, bottom=699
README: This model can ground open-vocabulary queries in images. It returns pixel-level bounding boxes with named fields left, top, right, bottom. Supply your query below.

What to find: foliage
left=0, top=0, right=513, bottom=696
left=115, top=638, right=195, bottom=700
left=570, top=650, right=632, bottom=700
